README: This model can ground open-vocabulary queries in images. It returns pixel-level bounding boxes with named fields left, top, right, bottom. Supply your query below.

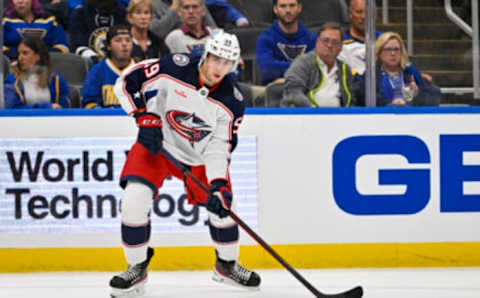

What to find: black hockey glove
left=207, top=179, right=233, bottom=218
left=135, top=112, right=163, bottom=156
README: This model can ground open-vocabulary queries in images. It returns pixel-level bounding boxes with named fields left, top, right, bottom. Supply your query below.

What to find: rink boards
left=1, top=107, right=480, bottom=272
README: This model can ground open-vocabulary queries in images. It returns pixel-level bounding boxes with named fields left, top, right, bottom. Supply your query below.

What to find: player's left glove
left=207, top=179, right=232, bottom=218
left=135, top=112, right=163, bottom=156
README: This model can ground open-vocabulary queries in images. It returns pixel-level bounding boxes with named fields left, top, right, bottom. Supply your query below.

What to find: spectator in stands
left=340, top=0, right=435, bottom=85
left=281, top=22, right=361, bottom=107
left=375, top=32, right=426, bottom=106
left=164, top=0, right=213, bottom=54
left=164, top=0, right=252, bottom=105
left=150, top=0, right=216, bottom=40
left=4, top=36, right=70, bottom=109
left=3, top=0, right=69, bottom=60
left=69, top=0, right=127, bottom=63
left=337, top=0, right=381, bottom=75
left=256, top=0, right=316, bottom=85
left=126, top=0, right=169, bottom=62
left=39, top=0, right=69, bottom=30
left=204, top=0, right=248, bottom=29
left=82, top=24, right=135, bottom=108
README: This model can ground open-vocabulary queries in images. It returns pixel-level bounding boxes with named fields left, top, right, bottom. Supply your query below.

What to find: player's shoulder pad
left=121, top=58, right=159, bottom=78
left=161, top=53, right=197, bottom=68
left=233, top=85, right=244, bottom=102
left=216, top=74, right=246, bottom=117
left=171, top=53, right=191, bottom=67
left=159, top=53, right=200, bottom=77
left=223, top=74, right=244, bottom=103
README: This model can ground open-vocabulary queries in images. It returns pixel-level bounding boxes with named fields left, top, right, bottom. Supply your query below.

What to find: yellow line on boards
left=1, top=242, right=480, bottom=273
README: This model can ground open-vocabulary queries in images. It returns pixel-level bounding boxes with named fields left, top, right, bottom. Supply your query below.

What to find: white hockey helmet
left=200, top=29, right=241, bottom=72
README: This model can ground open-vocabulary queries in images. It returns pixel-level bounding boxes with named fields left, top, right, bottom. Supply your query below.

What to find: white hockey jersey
left=114, top=53, right=245, bottom=183
left=337, top=31, right=382, bottom=75
left=165, top=25, right=213, bottom=54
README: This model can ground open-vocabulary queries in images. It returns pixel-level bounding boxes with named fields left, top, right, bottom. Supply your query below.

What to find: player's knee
left=208, top=210, right=236, bottom=227
left=121, top=181, right=153, bottom=225
left=208, top=200, right=237, bottom=227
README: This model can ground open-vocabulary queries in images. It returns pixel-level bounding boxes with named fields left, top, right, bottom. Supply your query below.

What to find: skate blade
left=212, top=268, right=260, bottom=291
left=110, top=281, right=146, bottom=298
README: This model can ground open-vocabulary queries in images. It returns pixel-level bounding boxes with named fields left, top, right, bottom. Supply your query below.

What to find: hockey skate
left=212, top=251, right=261, bottom=291
left=110, top=247, right=154, bottom=298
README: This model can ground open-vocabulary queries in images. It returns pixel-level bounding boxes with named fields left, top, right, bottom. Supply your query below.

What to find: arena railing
left=443, top=0, right=480, bottom=100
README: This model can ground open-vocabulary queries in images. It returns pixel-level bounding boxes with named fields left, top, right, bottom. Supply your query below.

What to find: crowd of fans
left=2, top=0, right=443, bottom=109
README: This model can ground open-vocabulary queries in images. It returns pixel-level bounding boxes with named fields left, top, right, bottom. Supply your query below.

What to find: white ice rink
left=1, top=267, right=480, bottom=298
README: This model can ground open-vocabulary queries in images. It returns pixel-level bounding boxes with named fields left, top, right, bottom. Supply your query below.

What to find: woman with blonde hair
left=4, top=36, right=70, bottom=109
left=375, top=31, right=425, bottom=106
left=126, top=0, right=169, bottom=62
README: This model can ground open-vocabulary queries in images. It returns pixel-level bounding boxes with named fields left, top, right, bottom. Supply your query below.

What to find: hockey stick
left=158, top=146, right=363, bottom=298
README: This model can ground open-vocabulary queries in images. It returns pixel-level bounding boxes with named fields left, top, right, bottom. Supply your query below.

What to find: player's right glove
left=207, top=179, right=232, bottom=218
left=135, top=112, right=163, bottom=156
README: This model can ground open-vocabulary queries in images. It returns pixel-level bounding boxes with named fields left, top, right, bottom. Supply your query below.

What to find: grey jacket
left=282, top=50, right=360, bottom=107
left=150, top=0, right=217, bottom=40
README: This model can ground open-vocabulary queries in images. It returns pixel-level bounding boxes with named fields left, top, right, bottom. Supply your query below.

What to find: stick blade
left=319, top=285, right=363, bottom=298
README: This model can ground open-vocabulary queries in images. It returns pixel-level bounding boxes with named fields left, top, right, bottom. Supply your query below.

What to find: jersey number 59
left=144, top=62, right=160, bottom=79
left=233, top=117, right=243, bottom=134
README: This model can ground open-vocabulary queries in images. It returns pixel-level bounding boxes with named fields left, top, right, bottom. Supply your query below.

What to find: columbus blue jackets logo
left=166, top=111, right=211, bottom=146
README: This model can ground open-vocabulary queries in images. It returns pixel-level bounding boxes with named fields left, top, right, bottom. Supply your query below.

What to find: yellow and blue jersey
left=82, top=58, right=135, bottom=108
left=2, top=12, right=69, bottom=60
left=4, top=72, right=70, bottom=109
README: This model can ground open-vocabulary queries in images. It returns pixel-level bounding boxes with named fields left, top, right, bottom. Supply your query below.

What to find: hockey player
left=110, top=30, right=261, bottom=297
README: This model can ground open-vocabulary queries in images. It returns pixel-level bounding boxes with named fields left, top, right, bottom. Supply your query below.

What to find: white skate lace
left=232, top=263, right=251, bottom=282
left=118, top=265, right=141, bottom=281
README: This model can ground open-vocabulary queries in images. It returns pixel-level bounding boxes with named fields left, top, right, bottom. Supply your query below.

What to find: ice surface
left=1, top=267, right=479, bottom=298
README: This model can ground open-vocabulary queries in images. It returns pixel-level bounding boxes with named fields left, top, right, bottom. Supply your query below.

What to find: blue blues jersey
left=2, top=12, right=69, bottom=60
left=256, top=21, right=316, bottom=84
left=4, top=72, right=70, bottom=109
left=82, top=58, right=135, bottom=108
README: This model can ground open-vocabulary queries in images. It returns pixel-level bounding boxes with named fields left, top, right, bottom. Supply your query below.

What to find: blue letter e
left=333, top=135, right=430, bottom=215
left=441, top=135, right=480, bottom=212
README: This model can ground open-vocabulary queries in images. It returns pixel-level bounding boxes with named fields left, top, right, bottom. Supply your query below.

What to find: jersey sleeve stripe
left=141, top=73, right=197, bottom=94
left=121, top=63, right=148, bottom=113
left=121, top=81, right=138, bottom=113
